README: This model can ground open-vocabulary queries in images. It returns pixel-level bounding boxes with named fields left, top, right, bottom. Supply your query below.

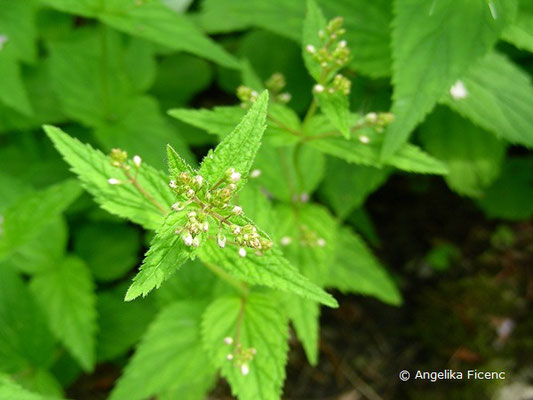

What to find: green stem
left=123, top=168, right=169, bottom=215
left=302, top=97, right=318, bottom=127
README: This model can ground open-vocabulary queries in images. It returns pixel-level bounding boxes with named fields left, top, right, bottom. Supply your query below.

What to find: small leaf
left=502, top=0, right=533, bottom=52
left=30, top=256, right=97, bottom=371
left=168, top=106, right=245, bottom=138
left=0, top=374, right=61, bottom=400
left=302, top=0, right=327, bottom=81
left=110, top=301, right=215, bottom=400
left=316, top=90, right=351, bottom=139
left=201, top=294, right=289, bottom=400
left=167, top=144, right=195, bottom=178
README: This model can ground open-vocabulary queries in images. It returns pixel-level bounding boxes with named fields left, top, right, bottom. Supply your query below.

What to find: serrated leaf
left=383, top=0, right=517, bottom=158
left=419, top=107, right=506, bottom=197
left=30, top=256, right=97, bottom=371
left=110, top=301, right=215, bottom=400
left=320, top=157, right=390, bottom=219
left=125, top=212, right=193, bottom=301
left=201, top=294, right=289, bottom=400
left=326, top=227, right=401, bottom=305
left=442, top=52, right=533, bottom=149
left=199, top=91, right=269, bottom=186
left=317, top=91, right=351, bottom=139
left=0, top=265, right=55, bottom=372
left=167, top=144, right=195, bottom=178
left=40, top=0, right=239, bottom=68
left=503, top=0, right=533, bottom=52
left=0, top=374, right=61, bottom=400
left=169, top=106, right=246, bottom=137
left=198, top=240, right=338, bottom=307
left=285, top=295, right=320, bottom=365
left=476, top=157, right=533, bottom=220
left=0, top=179, right=81, bottom=261
left=45, top=125, right=174, bottom=230
left=97, top=287, right=156, bottom=362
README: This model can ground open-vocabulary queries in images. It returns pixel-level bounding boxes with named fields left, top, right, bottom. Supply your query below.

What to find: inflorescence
left=223, top=336, right=257, bottom=376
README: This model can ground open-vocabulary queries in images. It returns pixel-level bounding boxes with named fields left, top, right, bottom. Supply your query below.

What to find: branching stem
left=122, top=168, right=169, bottom=215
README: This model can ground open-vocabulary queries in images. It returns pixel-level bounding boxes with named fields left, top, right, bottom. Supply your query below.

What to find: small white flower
left=217, top=234, right=227, bottom=248
left=338, top=40, right=347, bottom=48
left=365, top=112, right=378, bottom=123
left=300, top=193, right=309, bottom=203
left=278, top=93, right=292, bottom=103
left=107, top=178, right=121, bottom=185
left=241, top=363, right=250, bottom=376
left=280, top=236, right=292, bottom=246
left=450, top=80, right=468, bottom=100
left=0, top=34, right=8, bottom=51
left=171, top=202, right=184, bottom=211
left=192, top=236, right=200, bottom=248
left=169, top=180, right=177, bottom=189
left=188, top=211, right=197, bottom=218
left=232, top=205, right=243, bottom=215
left=250, top=169, right=262, bottom=178
left=233, top=225, right=241, bottom=234
left=358, top=135, right=370, bottom=144
left=321, top=61, right=328, bottom=68
left=250, top=348, right=257, bottom=355
left=318, top=30, right=325, bottom=39
left=133, top=155, right=142, bottom=168
left=183, top=233, right=193, bottom=246
left=305, top=44, right=316, bottom=54
left=238, top=247, right=247, bottom=258
left=202, top=221, right=209, bottom=232
left=230, top=171, right=241, bottom=182
left=313, top=84, right=325, bottom=93
left=226, top=353, right=234, bottom=360
left=194, top=175, right=204, bottom=186
left=317, top=238, right=326, bottom=247
left=186, top=188, right=195, bottom=197
left=223, top=337, right=233, bottom=345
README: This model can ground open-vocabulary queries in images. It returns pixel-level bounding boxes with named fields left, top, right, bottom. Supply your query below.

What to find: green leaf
left=110, top=301, right=215, bottom=400
left=125, top=212, right=193, bottom=301
left=284, top=296, right=319, bottom=365
left=317, top=91, right=351, bottom=139
left=73, top=222, right=141, bottom=282
left=320, top=157, right=390, bottom=219
left=503, top=0, right=533, bottom=52
left=41, top=0, right=239, bottom=68
left=0, top=265, right=55, bottom=372
left=198, top=240, right=338, bottom=307
left=167, top=144, right=195, bottom=178
left=201, top=294, right=289, bottom=400
left=45, top=125, right=174, bottom=230
left=199, top=91, right=269, bottom=186
left=0, top=374, right=61, bottom=400
left=442, top=52, right=533, bottom=149
left=0, top=57, right=32, bottom=116
left=476, top=157, right=533, bottom=220
left=96, top=286, right=157, bottom=362
left=30, top=256, right=97, bottom=371
left=419, top=107, right=506, bottom=197
left=169, top=106, right=245, bottom=138
left=0, top=0, right=37, bottom=62
left=0, top=179, right=81, bottom=261
left=302, top=0, right=327, bottom=81
left=326, top=227, right=401, bottom=305
left=383, top=0, right=517, bottom=158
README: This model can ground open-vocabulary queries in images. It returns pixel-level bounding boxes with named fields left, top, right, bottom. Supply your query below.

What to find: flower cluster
left=279, top=225, right=326, bottom=248
left=305, top=17, right=351, bottom=96
left=107, top=149, right=142, bottom=185
left=237, top=72, right=292, bottom=107
left=363, top=112, right=395, bottom=133
left=223, top=337, right=257, bottom=376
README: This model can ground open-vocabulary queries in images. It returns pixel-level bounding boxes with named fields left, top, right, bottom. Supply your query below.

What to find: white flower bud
left=280, top=236, right=292, bottom=246
left=232, top=205, right=243, bottom=215
left=317, top=238, right=326, bottom=247
left=194, top=175, right=204, bottom=186
left=202, top=221, right=209, bottom=232
left=313, top=84, right=325, bottom=93
left=223, top=337, right=233, bottom=345
left=300, top=193, right=309, bottom=203
left=365, top=112, right=378, bottom=123
left=217, top=234, right=227, bottom=248
left=305, top=44, right=316, bottom=53
left=226, top=353, right=234, bottom=360
left=188, top=211, right=197, bottom=218
left=241, top=363, right=250, bottom=376
left=250, top=169, right=261, bottom=178
left=338, top=40, right=347, bottom=48
left=133, top=155, right=142, bottom=168
left=183, top=233, right=193, bottom=246
left=233, top=225, right=241, bottom=234
left=108, top=178, right=121, bottom=185
left=171, top=202, right=184, bottom=211
left=358, top=135, right=370, bottom=144
left=238, top=247, right=247, bottom=258
left=186, top=188, right=195, bottom=197
left=250, top=348, right=257, bottom=355
left=278, top=93, right=291, bottom=103
left=169, top=180, right=177, bottom=189
left=230, top=171, right=241, bottom=182
left=192, top=236, right=200, bottom=248
left=450, top=80, right=468, bottom=100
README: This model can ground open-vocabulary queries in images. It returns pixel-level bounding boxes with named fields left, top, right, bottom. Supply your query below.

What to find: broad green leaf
left=198, top=241, right=338, bottom=307
left=419, top=107, right=506, bottom=197
left=502, top=0, right=533, bottom=52
left=110, top=301, right=215, bottom=400
left=0, top=58, right=32, bottom=116
left=0, top=179, right=81, bottom=261
left=201, top=294, right=289, bottom=400
left=476, top=157, right=533, bottom=220
left=45, top=125, right=174, bottom=230
left=285, top=296, right=320, bottom=365
left=96, top=286, right=156, bottom=362
left=199, top=91, right=269, bottom=186
left=302, top=0, right=327, bottom=81
left=0, top=266, right=55, bottom=372
left=169, top=106, right=245, bottom=137
left=73, top=222, right=141, bottom=281
left=125, top=212, right=193, bottom=301
left=317, top=91, right=351, bottom=139
left=30, top=256, right=97, bottom=371
left=40, top=0, right=239, bottom=68
left=0, top=374, right=61, bottom=400
left=383, top=0, right=517, bottom=158
left=326, top=227, right=401, bottom=305
left=442, top=52, right=533, bottom=149
left=14, top=368, right=63, bottom=398
left=320, top=157, right=390, bottom=219
left=199, top=0, right=392, bottom=77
